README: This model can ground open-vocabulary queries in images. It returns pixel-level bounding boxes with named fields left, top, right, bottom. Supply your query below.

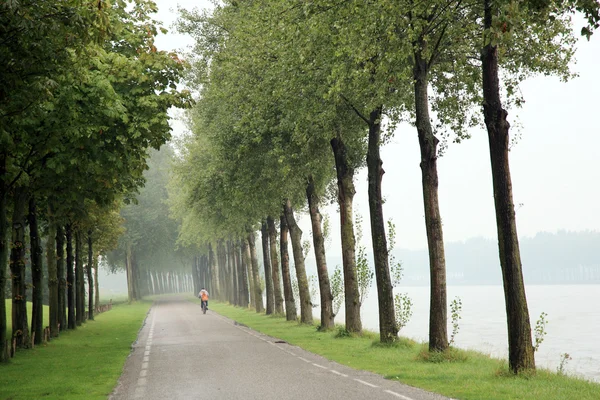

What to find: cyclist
left=198, top=288, right=209, bottom=311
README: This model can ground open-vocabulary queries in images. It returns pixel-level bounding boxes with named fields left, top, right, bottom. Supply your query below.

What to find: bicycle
left=201, top=300, right=208, bottom=314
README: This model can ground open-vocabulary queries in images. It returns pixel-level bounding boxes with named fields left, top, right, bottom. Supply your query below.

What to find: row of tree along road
left=0, top=1, right=191, bottom=363
left=169, top=0, right=600, bottom=375
left=3, top=0, right=598, bottom=377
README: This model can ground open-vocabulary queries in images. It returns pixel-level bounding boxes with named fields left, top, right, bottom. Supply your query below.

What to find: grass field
left=0, top=300, right=151, bottom=400
left=201, top=299, right=600, bottom=400
left=4, top=300, right=49, bottom=337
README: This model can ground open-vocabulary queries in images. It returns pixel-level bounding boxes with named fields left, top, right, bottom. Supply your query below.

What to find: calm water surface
left=334, top=284, right=599, bottom=382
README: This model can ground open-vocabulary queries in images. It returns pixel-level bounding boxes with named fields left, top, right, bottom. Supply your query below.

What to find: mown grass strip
left=0, top=300, right=151, bottom=400
left=201, top=298, right=600, bottom=400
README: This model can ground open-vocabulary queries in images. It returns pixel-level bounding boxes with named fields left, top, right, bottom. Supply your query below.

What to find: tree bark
left=87, top=231, right=94, bottom=320
left=261, top=221, right=275, bottom=314
left=131, top=254, right=140, bottom=299
left=217, top=240, right=227, bottom=301
left=209, top=243, right=219, bottom=300
left=192, top=256, right=199, bottom=296
left=56, top=225, right=66, bottom=331
left=481, top=0, right=535, bottom=373
left=366, top=106, right=398, bottom=343
left=0, top=160, right=9, bottom=360
left=75, top=230, right=84, bottom=325
left=94, top=256, right=99, bottom=313
left=28, top=197, right=43, bottom=345
left=234, top=241, right=244, bottom=306
left=413, top=50, right=448, bottom=352
left=10, top=187, right=30, bottom=348
left=330, top=136, right=362, bottom=333
left=280, top=213, right=296, bottom=321
left=46, top=223, right=58, bottom=338
left=247, top=232, right=264, bottom=313
left=283, top=199, right=313, bottom=324
left=231, top=240, right=239, bottom=305
left=242, top=239, right=255, bottom=308
left=125, top=242, right=134, bottom=302
left=267, top=217, right=284, bottom=315
left=238, top=239, right=250, bottom=308
left=306, top=176, right=335, bottom=330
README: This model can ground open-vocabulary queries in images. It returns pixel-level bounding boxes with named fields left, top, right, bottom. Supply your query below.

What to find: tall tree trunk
left=46, top=223, right=58, bottom=338
left=10, top=187, right=29, bottom=347
left=57, top=225, right=66, bottom=331
left=217, top=240, right=227, bottom=301
left=230, top=240, right=239, bottom=305
left=131, top=255, right=140, bottom=299
left=261, top=222, right=275, bottom=314
left=154, top=271, right=161, bottom=295
left=280, top=213, right=296, bottom=321
left=0, top=160, right=9, bottom=360
left=192, top=256, right=199, bottom=296
left=224, top=242, right=231, bottom=301
left=94, top=256, right=99, bottom=313
left=267, top=217, right=284, bottom=315
left=283, top=199, right=313, bottom=325
left=330, top=136, right=361, bottom=333
left=247, top=232, right=264, bottom=313
left=413, top=52, right=448, bottom=352
left=482, top=0, right=535, bottom=373
left=75, top=230, right=84, bottom=325
left=125, top=242, right=134, bottom=302
left=28, top=197, right=43, bottom=345
left=242, top=240, right=255, bottom=308
left=234, top=241, right=243, bottom=306
left=366, top=106, right=398, bottom=343
left=238, top=239, right=250, bottom=308
left=87, top=231, right=94, bottom=321
left=209, top=243, right=219, bottom=300
left=306, top=176, right=335, bottom=330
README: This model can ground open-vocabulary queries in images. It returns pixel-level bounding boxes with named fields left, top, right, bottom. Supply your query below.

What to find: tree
left=267, top=217, right=284, bottom=315
left=477, top=0, right=599, bottom=373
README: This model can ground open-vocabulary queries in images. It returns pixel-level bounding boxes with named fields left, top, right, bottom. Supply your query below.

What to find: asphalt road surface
left=110, top=297, right=452, bottom=400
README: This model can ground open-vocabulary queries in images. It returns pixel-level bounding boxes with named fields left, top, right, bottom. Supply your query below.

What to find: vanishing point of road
left=110, top=297, right=451, bottom=400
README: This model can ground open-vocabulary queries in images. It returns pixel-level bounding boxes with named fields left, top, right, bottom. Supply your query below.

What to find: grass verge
left=0, top=300, right=151, bottom=400
left=200, top=299, right=600, bottom=400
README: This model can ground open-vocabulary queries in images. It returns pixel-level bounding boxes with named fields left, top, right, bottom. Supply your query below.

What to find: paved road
left=110, top=297, right=452, bottom=400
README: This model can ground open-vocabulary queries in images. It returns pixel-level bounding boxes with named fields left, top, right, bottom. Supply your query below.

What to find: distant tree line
left=395, top=231, right=600, bottom=285
left=105, top=146, right=196, bottom=299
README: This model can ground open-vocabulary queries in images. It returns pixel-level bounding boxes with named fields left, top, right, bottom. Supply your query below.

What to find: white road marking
left=141, top=362, right=149, bottom=369
left=312, top=363, right=327, bottom=369
left=143, top=356, right=149, bottom=362
left=145, top=346, right=151, bottom=351
left=298, top=357, right=311, bottom=363
left=385, top=390, right=414, bottom=400
left=144, top=351, right=150, bottom=356
left=331, top=370, right=348, bottom=377
left=354, top=379, right=378, bottom=388
left=137, top=377, right=147, bottom=386
left=139, top=369, right=147, bottom=377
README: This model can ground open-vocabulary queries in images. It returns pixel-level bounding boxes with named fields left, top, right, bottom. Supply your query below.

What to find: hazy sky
left=153, top=1, right=600, bottom=251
